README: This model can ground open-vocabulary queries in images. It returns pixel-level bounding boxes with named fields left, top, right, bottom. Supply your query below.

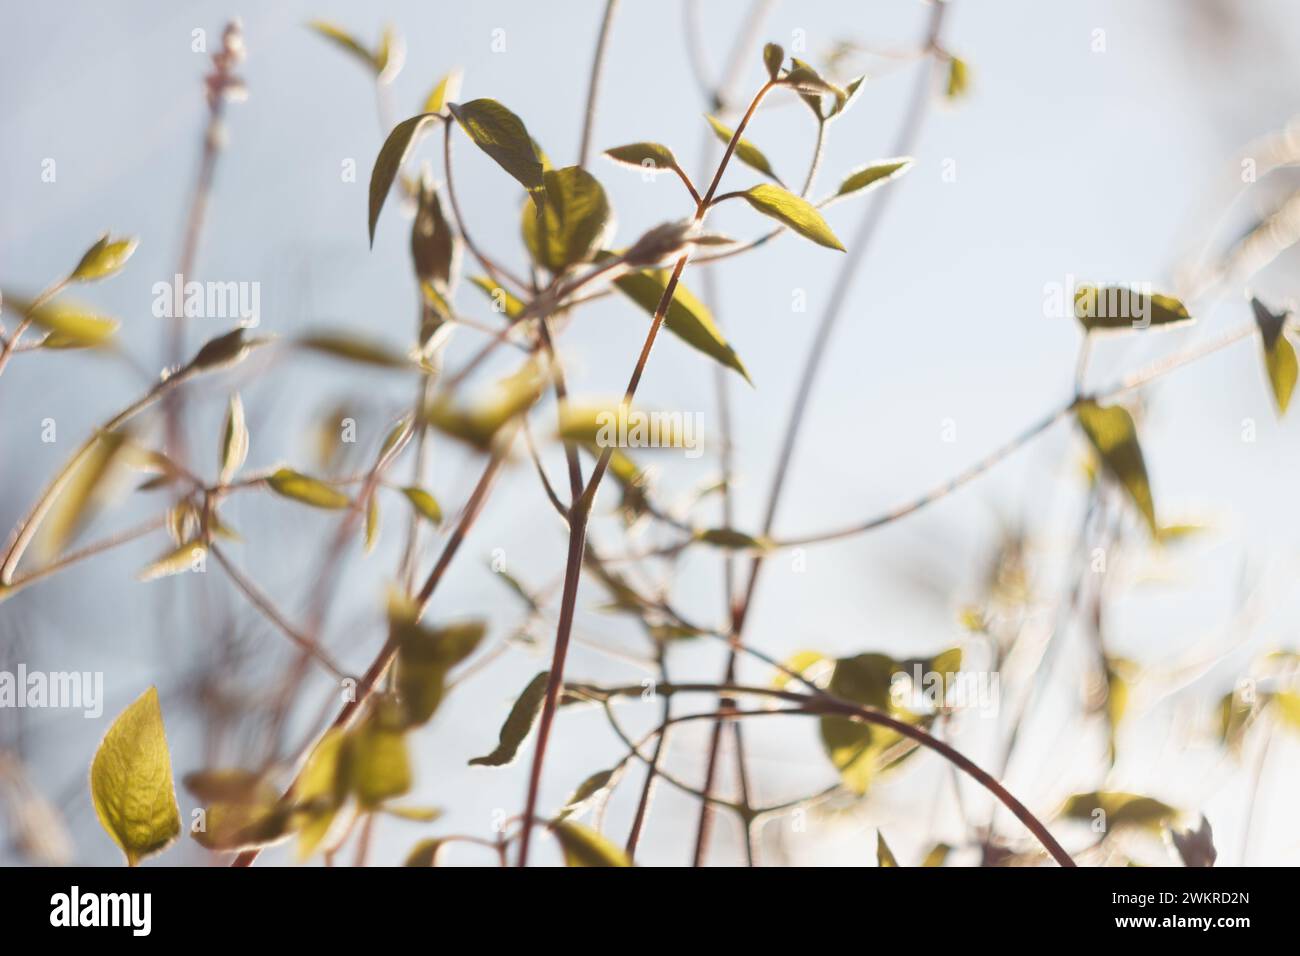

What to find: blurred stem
left=578, top=0, right=620, bottom=169
left=0, top=278, right=66, bottom=379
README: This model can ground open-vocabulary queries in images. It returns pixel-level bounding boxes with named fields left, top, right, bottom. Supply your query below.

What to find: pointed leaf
left=742, top=184, right=844, bottom=251
left=558, top=766, right=623, bottom=820
left=411, top=179, right=459, bottom=288
left=468, top=275, right=527, bottom=320
left=946, top=56, right=970, bottom=101
left=447, top=99, right=546, bottom=203
left=877, top=830, right=899, bottom=867
left=400, top=486, right=442, bottom=525
left=36, top=428, right=131, bottom=561
left=369, top=113, right=440, bottom=246
left=1074, top=285, right=1192, bottom=333
left=1076, top=401, right=1156, bottom=533
left=266, top=468, right=351, bottom=509
left=604, top=142, right=681, bottom=175
left=694, top=528, right=773, bottom=552
left=295, top=728, right=349, bottom=860
left=423, top=68, right=463, bottom=113
left=552, top=820, right=631, bottom=867
left=307, top=20, right=382, bottom=73
left=3, top=293, right=119, bottom=347
left=90, top=687, right=180, bottom=865
left=705, top=115, right=779, bottom=182
left=348, top=710, right=411, bottom=808
left=392, top=613, right=486, bottom=726
left=1251, top=297, right=1296, bottom=415
left=138, top=540, right=206, bottom=582
left=835, top=158, right=912, bottom=199
left=69, top=234, right=138, bottom=282
left=469, top=671, right=549, bottom=767
left=219, top=393, right=248, bottom=485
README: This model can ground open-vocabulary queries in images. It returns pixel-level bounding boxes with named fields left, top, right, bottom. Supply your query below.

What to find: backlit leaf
left=392, top=610, right=486, bottom=726
left=447, top=99, right=546, bottom=204
left=307, top=20, right=383, bottom=73
left=348, top=706, right=412, bottom=808
left=266, top=468, right=351, bottom=509
left=552, top=820, right=631, bottom=867
left=3, top=293, right=119, bottom=348
left=469, top=671, right=549, bottom=767
left=422, top=68, right=462, bottom=114
left=187, top=326, right=259, bottom=372
left=1076, top=401, right=1156, bottom=534
left=364, top=494, right=380, bottom=555
left=403, top=838, right=449, bottom=866
left=36, top=428, right=130, bottom=561
left=298, top=330, right=411, bottom=368
left=742, top=184, right=845, bottom=251
left=137, top=540, right=206, bottom=582
left=946, top=56, right=970, bottom=101
left=558, top=766, right=623, bottom=820
left=369, top=113, right=440, bottom=246
left=69, top=234, right=138, bottom=282
left=1251, top=297, right=1296, bottom=415
left=1073, top=285, right=1192, bottom=333
left=219, top=393, right=248, bottom=485
left=468, top=275, right=527, bottom=319
left=295, top=728, right=349, bottom=860
left=425, top=360, right=547, bottom=449
left=521, top=166, right=612, bottom=273
left=1060, top=791, right=1178, bottom=833
left=90, top=687, right=180, bottom=865
left=921, top=843, right=952, bottom=867
left=399, top=486, right=442, bottom=525
left=835, top=158, right=913, bottom=199
left=604, top=142, right=681, bottom=176
left=705, top=115, right=779, bottom=182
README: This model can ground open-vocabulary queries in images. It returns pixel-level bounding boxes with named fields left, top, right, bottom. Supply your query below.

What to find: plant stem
left=577, top=0, right=620, bottom=169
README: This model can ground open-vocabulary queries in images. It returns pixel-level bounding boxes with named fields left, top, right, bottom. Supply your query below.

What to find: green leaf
left=423, top=68, right=462, bottom=114
left=3, top=293, right=119, bottom=348
left=297, top=330, right=411, bottom=368
left=469, top=671, right=550, bottom=766
left=90, top=687, right=180, bottom=866
left=1251, top=297, right=1296, bottom=416
left=694, top=528, right=773, bottom=552
left=763, top=42, right=784, bottom=80
left=400, top=486, right=442, bottom=525
left=606, top=255, right=751, bottom=382
left=921, top=843, right=951, bottom=867
left=137, top=540, right=206, bottom=582
left=558, top=766, right=623, bottom=820
left=411, top=178, right=459, bottom=289
left=295, top=728, right=350, bottom=860
left=521, top=166, right=612, bottom=273
left=266, top=467, right=351, bottom=510
left=219, top=393, right=248, bottom=485
left=468, top=275, right=527, bottom=319
left=876, top=831, right=899, bottom=867
left=69, top=234, right=138, bottom=282
left=784, top=60, right=845, bottom=109
left=604, top=142, right=681, bottom=176
left=403, top=838, right=449, bottom=866
left=1076, top=401, right=1156, bottom=534
left=819, top=653, right=904, bottom=795
left=392, top=609, right=486, bottom=726
left=552, top=820, right=631, bottom=867
left=1060, top=791, right=1178, bottom=833
left=425, top=359, right=547, bottom=450
left=835, top=158, right=913, bottom=199
left=36, top=428, right=131, bottom=561
left=946, top=56, right=970, bottom=101
left=705, top=115, right=779, bottom=182
left=1073, top=285, right=1192, bottom=333
left=741, top=184, right=845, bottom=251
left=828, top=76, right=867, bottom=121
left=369, top=113, right=440, bottom=246
left=348, top=707, right=412, bottom=808
left=307, top=20, right=383, bottom=74
left=447, top=99, right=546, bottom=204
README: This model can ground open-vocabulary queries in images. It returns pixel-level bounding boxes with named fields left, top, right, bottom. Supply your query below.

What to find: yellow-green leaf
left=694, top=528, right=773, bottom=552
left=921, top=843, right=951, bottom=867
left=298, top=330, right=411, bottom=368
left=369, top=113, right=440, bottom=246
left=521, top=166, right=612, bottom=273
left=819, top=653, right=904, bottom=795
left=219, top=393, right=248, bottom=485
left=946, top=56, right=970, bottom=100
left=763, top=42, right=784, bottom=80
left=266, top=467, right=351, bottom=509
left=36, top=428, right=131, bottom=561
left=742, top=184, right=844, bottom=251
left=307, top=20, right=383, bottom=73
left=295, top=728, right=350, bottom=860
left=468, top=275, right=527, bottom=319
left=558, top=766, right=623, bottom=820
left=1273, top=691, right=1300, bottom=732
left=606, top=256, right=751, bottom=383
left=138, top=540, right=206, bottom=582
left=348, top=707, right=412, bottom=808
left=705, top=114, right=779, bottom=182
left=1252, top=297, right=1296, bottom=416
left=604, top=142, right=681, bottom=175
left=423, top=68, right=462, bottom=113
left=3, top=293, right=119, bottom=348
left=447, top=99, right=546, bottom=204
left=469, top=671, right=549, bottom=767
left=424, top=360, right=546, bottom=450
left=1060, top=791, right=1178, bottom=833
left=69, top=234, right=138, bottom=283
left=1073, top=285, right=1192, bottom=333
left=90, top=687, right=180, bottom=865
left=1076, top=401, right=1156, bottom=534
left=552, top=820, right=631, bottom=867
left=392, top=611, right=486, bottom=726
left=835, top=158, right=913, bottom=199
left=403, top=838, right=449, bottom=866
left=364, top=494, right=380, bottom=555
left=877, top=831, right=899, bottom=867
left=399, top=486, right=442, bottom=525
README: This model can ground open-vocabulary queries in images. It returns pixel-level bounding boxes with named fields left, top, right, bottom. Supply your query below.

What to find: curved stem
left=578, top=0, right=620, bottom=169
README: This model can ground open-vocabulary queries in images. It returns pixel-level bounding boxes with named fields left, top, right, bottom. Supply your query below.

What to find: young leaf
left=447, top=99, right=546, bottom=204
left=423, top=68, right=463, bottom=114
left=219, top=393, right=249, bottom=485
left=877, top=831, right=899, bottom=867
left=763, top=42, right=785, bottom=80
left=348, top=708, right=412, bottom=808
left=705, top=115, right=780, bottom=182
left=307, top=20, right=383, bottom=73
left=3, top=293, right=119, bottom=348
left=834, top=158, right=913, bottom=200
left=819, top=653, right=904, bottom=794
left=90, top=687, right=181, bottom=865
left=1251, top=297, right=1296, bottom=415
left=604, top=142, right=681, bottom=176
left=369, top=113, right=440, bottom=246
left=1060, top=791, right=1178, bottom=833
left=468, top=275, right=527, bottom=320
left=392, top=614, right=486, bottom=726
left=294, top=727, right=349, bottom=860
left=1073, top=285, right=1192, bottom=333
left=827, top=75, right=867, bottom=121
left=742, top=184, right=845, bottom=251
left=1075, top=401, right=1156, bottom=534
left=784, top=60, right=845, bottom=109
left=946, top=56, right=970, bottom=101
left=469, top=671, right=549, bottom=766
left=557, top=766, right=623, bottom=820
left=266, top=467, right=351, bottom=509
left=297, top=330, right=411, bottom=368
left=411, top=179, right=459, bottom=289
left=551, top=820, right=631, bottom=867
left=69, top=234, right=138, bottom=283
left=187, top=326, right=258, bottom=371
left=424, top=360, right=547, bottom=450
left=521, top=166, right=612, bottom=273
left=400, top=486, right=443, bottom=525
left=36, top=428, right=131, bottom=561
left=605, top=256, right=751, bottom=383
left=694, top=528, right=773, bottom=552
left=137, top=540, right=206, bottom=582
